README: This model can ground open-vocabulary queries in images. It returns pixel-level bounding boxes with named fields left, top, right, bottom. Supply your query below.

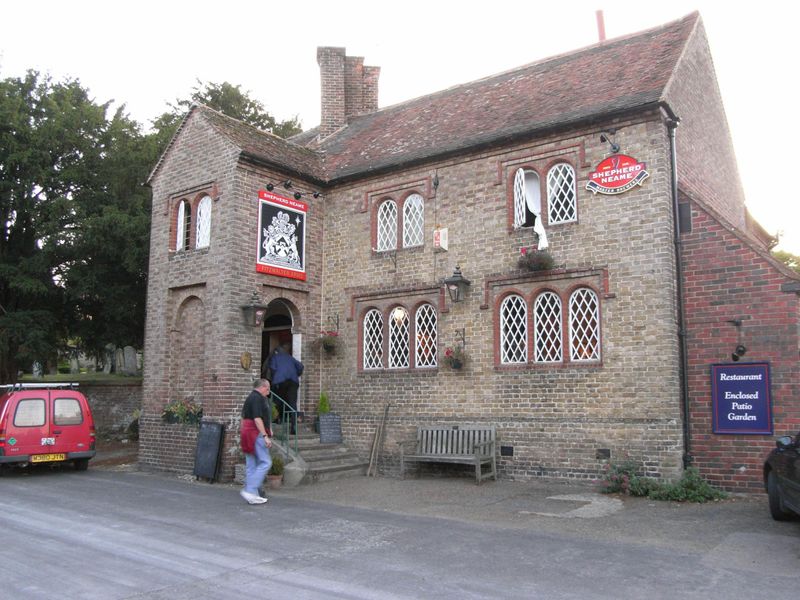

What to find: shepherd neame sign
left=711, top=363, right=772, bottom=435
left=586, top=154, right=649, bottom=195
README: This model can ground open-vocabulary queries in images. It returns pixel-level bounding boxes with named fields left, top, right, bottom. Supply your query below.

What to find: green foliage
left=599, top=460, right=727, bottom=503
left=648, top=468, right=728, bottom=503
left=268, top=454, right=285, bottom=476
left=152, top=80, right=302, bottom=146
left=318, top=391, right=331, bottom=414
left=161, top=398, right=203, bottom=425
left=772, top=249, right=800, bottom=274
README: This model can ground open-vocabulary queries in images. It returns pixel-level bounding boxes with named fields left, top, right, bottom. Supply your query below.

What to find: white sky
left=2, top=1, right=798, bottom=254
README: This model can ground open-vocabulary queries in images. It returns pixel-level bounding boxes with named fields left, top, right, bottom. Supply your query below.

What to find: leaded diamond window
left=534, top=291, right=563, bottom=362
left=377, top=200, right=398, bottom=251
left=195, top=195, right=211, bottom=248
left=176, top=200, right=190, bottom=251
left=363, top=309, right=383, bottom=370
left=415, top=303, right=437, bottom=368
left=569, top=288, right=600, bottom=362
left=403, top=193, right=424, bottom=248
left=389, top=306, right=410, bottom=368
left=500, top=294, right=528, bottom=364
left=547, top=163, right=577, bottom=224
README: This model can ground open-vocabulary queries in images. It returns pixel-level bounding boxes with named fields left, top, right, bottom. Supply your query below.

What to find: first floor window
left=377, top=200, right=398, bottom=251
left=569, top=288, right=600, bottom=361
left=389, top=306, right=410, bottom=368
left=500, top=294, right=528, bottom=364
left=176, top=199, right=191, bottom=250
left=415, top=303, right=438, bottom=367
left=195, top=195, right=212, bottom=248
left=534, top=291, right=563, bottom=362
left=363, top=309, right=384, bottom=369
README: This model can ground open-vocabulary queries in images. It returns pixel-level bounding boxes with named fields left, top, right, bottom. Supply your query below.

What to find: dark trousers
left=275, top=380, right=299, bottom=434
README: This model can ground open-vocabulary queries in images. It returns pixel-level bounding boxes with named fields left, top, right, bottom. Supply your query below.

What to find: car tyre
left=74, top=458, right=90, bottom=472
left=767, top=470, right=793, bottom=521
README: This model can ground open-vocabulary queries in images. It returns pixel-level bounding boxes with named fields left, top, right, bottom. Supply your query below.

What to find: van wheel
left=73, top=458, right=89, bottom=472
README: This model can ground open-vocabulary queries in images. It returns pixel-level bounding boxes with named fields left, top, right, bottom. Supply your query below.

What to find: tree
left=773, top=249, right=800, bottom=274
left=152, top=80, right=302, bottom=147
left=0, top=72, right=106, bottom=380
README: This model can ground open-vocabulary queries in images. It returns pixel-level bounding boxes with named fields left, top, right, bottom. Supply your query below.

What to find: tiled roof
left=316, top=12, right=699, bottom=181
left=197, top=106, right=325, bottom=181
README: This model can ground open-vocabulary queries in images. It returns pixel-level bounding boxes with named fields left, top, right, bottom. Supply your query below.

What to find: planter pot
left=322, top=342, right=336, bottom=355
left=267, top=474, right=283, bottom=489
left=450, top=359, right=463, bottom=370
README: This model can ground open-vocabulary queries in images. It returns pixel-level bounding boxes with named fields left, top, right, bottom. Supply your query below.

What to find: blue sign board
left=711, top=362, right=772, bottom=435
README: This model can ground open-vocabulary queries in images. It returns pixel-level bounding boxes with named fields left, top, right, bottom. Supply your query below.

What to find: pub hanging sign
left=711, top=362, right=772, bottom=435
left=256, top=189, right=307, bottom=281
left=586, top=154, right=649, bottom=195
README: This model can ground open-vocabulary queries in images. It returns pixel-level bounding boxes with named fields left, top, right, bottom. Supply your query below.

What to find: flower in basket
left=443, top=345, right=466, bottom=368
left=161, top=397, right=203, bottom=425
left=518, top=246, right=555, bottom=271
left=319, top=330, right=339, bottom=352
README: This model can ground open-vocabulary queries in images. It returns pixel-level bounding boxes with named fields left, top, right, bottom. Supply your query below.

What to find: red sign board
left=256, top=189, right=307, bottom=280
left=586, top=154, right=649, bottom=195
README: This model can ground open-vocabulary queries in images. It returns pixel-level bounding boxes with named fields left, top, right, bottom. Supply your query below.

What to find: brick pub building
left=141, top=12, right=799, bottom=491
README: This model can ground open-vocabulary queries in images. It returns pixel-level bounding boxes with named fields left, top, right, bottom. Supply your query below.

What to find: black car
left=763, top=431, right=800, bottom=520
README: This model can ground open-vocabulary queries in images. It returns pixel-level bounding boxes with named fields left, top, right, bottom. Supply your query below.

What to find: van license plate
left=31, top=453, right=66, bottom=463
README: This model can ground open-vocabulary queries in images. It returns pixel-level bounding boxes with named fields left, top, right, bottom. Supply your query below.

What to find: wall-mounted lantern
left=241, top=291, right=269, bottom=327
left=443, top=266, right=471, bottom=303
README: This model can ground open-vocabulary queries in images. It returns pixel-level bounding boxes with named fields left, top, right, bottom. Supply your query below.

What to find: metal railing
left=269, top=390, right=298, bottom=459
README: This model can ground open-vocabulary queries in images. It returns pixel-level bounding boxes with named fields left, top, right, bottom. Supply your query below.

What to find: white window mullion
left=500, top=295, right=528, bottom=364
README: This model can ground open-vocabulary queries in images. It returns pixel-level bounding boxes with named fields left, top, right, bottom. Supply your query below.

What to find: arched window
left=363, top=309, right=384, bottom=370
left=176, top=199, right=191, bottom=251
left=403, top=193, right=424, bottom=248
left=195, top=195, right=212, bottom=248
left=513, top=168, right=548, bottom=248
left=377, top=200, right=398, bottom=251
left=569, top=288, right=600, bottom=362
left=547, top=163, right=577, bottom=224
left=388, top=306, right=410, bottom=368
left=533, top=291, right=563, bottom=363
left=500, top=294, right=528, bottom=364
left=415, top=303, right=437, bottom=368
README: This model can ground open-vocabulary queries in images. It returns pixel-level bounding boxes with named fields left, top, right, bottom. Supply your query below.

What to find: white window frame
left=363, top=309, right=384, bottom=370
left=402, top=193, right=424, bottom=248
left=533, top=291, right=563, bottom=363
left=513, top=168, right=548, bottom=248
left=388, top=306, right=410, bottom=369
left=195, top=195, right=212, bottom=249
left=176, top=200, right=189, bottom=251
left=500, top=294, right=528, bottom=364
left=414, top=303, right=438, bottom=368
left=546, top=163, right=577, bottom=225
left=569, top=288, right=601, bottom=362
left=376, top=200, right=398, bottom=251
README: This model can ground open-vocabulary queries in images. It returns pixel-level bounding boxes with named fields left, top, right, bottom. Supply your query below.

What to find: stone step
left=303, top=452, right=362, bottom=468
left=303, top=461, right=369, bottom=484
left=300, top=446, right=357, bottom=462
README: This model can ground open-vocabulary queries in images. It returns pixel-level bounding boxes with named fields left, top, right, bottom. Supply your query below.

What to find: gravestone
left=103, top=344, right=115, bottom=374
left=32, top=362, right=43, bottom=377
left=123, top=346, right=138, bottom=375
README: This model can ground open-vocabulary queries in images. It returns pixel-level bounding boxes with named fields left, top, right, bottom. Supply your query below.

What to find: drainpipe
left=664, top=111, right=691, bottom=469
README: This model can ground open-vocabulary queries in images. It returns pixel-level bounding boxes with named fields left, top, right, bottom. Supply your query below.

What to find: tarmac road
left=0, top=461, right=798, bottom=599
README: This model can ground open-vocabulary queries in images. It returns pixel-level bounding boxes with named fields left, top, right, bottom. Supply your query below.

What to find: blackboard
left=193, top=421, right=225, bottom=481
left=319, top=413, right=342, bottom=444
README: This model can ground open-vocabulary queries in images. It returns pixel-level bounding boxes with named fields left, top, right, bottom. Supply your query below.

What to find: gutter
left=663, top=105, right=691, bottom=469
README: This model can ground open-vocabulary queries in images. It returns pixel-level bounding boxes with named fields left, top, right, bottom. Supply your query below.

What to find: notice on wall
left=256, top=189, right=307, bottom=281
left=711, top=362, right=772, bottom=435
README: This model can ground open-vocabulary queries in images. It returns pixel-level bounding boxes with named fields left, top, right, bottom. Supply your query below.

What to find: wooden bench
left=398, top=424, right=497, bottom=484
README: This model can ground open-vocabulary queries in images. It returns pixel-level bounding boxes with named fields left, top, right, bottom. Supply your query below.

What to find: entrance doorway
left=260, top=299, right=304, bottom=424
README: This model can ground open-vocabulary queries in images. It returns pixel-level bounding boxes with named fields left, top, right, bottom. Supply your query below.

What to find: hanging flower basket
left=319, top=330, right=339, bottom=354
left=443, top=346, right=466, bottom=370
left=518, top=246, right=555, bottom=271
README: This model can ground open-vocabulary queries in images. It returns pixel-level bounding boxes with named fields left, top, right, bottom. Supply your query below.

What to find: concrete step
left=303, top=461, right=369, bottom=484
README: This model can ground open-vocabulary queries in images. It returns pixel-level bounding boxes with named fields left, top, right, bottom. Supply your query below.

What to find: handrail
left=269, top=390, right=298, bottom=459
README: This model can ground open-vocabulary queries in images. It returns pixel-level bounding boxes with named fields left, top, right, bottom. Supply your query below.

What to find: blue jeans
left=244, top=435, right=272, bottom=495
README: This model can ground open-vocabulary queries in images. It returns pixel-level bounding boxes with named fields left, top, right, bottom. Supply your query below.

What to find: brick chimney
left=317, top=47, right=380, bottom=139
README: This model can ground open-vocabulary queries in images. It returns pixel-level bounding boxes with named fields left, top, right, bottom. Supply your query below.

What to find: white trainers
left=240, top=489, right=268, bottom=505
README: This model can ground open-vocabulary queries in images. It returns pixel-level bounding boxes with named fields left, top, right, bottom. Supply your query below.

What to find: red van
left=0, top=383, right=96, bottom=473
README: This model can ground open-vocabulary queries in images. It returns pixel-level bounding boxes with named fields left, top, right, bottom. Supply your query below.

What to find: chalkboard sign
left=319, top=413, right=342, bottom=444
left=193, top=421, right=225, bottom=481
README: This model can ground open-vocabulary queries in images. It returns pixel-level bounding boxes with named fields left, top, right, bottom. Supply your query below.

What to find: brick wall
left=682, top=198, right=800, bottom=491
left=319, top=114, right=686, bottom=483
left=81, top=380, right=142, bottom=433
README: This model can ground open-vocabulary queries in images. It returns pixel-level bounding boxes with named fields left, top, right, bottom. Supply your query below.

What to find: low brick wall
left=80, top=380, right=142, bottom=434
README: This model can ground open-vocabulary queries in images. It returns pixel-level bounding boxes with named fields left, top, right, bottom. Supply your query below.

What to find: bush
left=648, top=468, right=727, bottom=503
left=599, top=461, right=727, bottom=503
left=318, top=392, right=330, bottom=414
